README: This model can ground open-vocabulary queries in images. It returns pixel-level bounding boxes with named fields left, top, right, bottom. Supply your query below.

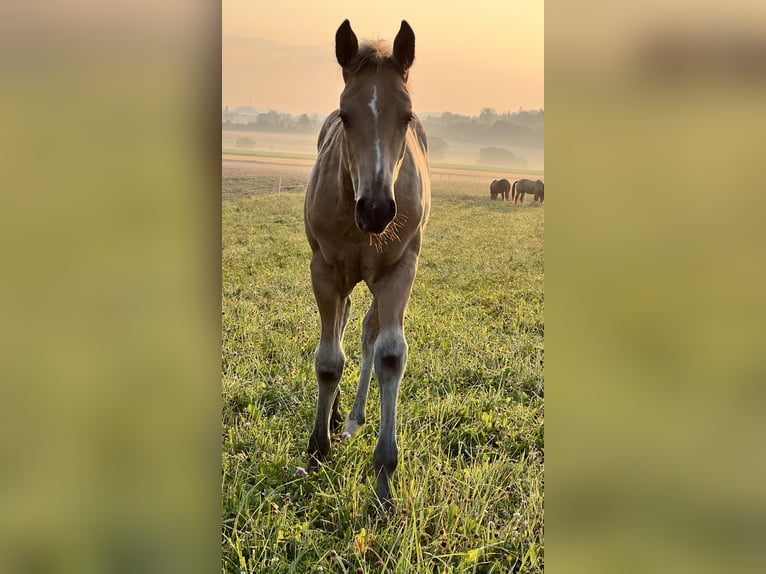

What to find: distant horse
left=489, top=179, right=511, bottom=201
left=303, top=19, right=430, bottom=511
left=512, top=179, right=544, bottom=204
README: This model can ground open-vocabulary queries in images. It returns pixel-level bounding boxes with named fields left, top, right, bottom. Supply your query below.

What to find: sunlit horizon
left=222, top=1, right=543, bottom=116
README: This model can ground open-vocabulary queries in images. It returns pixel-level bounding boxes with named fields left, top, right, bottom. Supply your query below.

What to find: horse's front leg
left=368, top=250, right=419, bottom=510
left=307, top=252, right=350, bottom=470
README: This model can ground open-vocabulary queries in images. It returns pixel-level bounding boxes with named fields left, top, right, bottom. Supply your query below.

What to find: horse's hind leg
left=330, top=297, right=352, bottom=432
left=330, top=387, right=343, bottom=433
left=344, top=299, right=379, bottom=437
left=307, top=253, right=349, bottom=470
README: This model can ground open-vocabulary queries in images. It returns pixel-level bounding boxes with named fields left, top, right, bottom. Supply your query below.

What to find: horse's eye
left=339, top=113, right=351, bottom=129
left=403, top=113, right=413, bottom=127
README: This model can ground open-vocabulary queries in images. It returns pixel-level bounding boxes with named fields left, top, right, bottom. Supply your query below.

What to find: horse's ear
left=335, top=20, right=358, bottom=68
left=393, top=20, right=415, bottom=73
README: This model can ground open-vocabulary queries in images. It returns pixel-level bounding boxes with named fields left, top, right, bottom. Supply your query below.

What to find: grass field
left=222, top=175, right=544, bottom=573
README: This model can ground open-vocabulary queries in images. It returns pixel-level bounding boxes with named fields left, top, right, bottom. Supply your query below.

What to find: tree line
left=422, top=108, right=544, bottom=149
left=222, top=106, right=544, bottom=149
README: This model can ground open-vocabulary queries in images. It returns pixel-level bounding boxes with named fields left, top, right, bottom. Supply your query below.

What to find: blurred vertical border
left=547, top=1, right=766, bottom=572
left=0, top=2, right=221, bottom=573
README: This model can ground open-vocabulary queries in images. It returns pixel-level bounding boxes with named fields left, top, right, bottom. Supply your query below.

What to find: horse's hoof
left=306, top=450, right=325, bottom=473
left=373, top=495, right=394, bottom=515
left=344, top=416, right=364, bottom=436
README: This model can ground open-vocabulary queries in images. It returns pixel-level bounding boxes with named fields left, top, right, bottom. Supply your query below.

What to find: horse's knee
left=374, top=330, right=407, bottom=378
left=315, top=345, right=345, bottom=385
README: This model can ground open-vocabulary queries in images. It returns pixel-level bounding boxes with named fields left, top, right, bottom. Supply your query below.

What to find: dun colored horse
left=303, top=19, right=430, bottom=510
left=512, top=179, right=544, bottom=204
left=489, top=178, right=511, bottom=201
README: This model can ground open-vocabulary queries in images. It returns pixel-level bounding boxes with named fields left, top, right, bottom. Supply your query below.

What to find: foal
left=303, top=19, right=430, bottom=510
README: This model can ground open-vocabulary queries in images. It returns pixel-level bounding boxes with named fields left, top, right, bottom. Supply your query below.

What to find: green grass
left=222, top=180, right=544, bottom=573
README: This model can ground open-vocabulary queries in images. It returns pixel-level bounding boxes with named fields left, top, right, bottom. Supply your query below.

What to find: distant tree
left=428, top=137, right=449, bottom=160
left=477, top=146, right=527, bottom=167
left=296, top=113, right=314, bottom=132
left=479, top=107, right=498, bottom=123
left=255, top=110, right=283, bottom=131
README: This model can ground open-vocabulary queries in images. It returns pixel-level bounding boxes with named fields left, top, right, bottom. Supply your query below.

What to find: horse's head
left=335, top=20, right=416, bottom=234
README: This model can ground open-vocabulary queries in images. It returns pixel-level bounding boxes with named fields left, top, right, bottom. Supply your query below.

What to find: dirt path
left=222, top=156, right=542, bottom=200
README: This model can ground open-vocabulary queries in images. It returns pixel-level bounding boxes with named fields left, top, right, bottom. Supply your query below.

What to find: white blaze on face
left=368, top=85, right=382, bottom=176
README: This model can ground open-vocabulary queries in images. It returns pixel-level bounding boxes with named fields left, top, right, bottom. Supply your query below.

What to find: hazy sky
left=223, top=1, right=543, bottom=116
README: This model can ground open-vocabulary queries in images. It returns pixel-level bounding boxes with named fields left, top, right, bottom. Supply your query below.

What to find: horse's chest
left=317, top=240, right=406, bottom=289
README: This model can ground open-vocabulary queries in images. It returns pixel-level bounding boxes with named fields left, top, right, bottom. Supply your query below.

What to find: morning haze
left=223, top=1, right=543, bottom=168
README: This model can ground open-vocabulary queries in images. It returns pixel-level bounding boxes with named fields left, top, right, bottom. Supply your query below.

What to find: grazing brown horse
left=303, top=19, right=430, bottom=511
left=512, top=179, right=544, bottom=204
left=490, top=178, right=511, bottom=201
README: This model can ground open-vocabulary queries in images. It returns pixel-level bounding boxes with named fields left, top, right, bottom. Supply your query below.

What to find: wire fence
left=223, top=170, right=513, bottom=200
left=222, top=177, right=307, bottom=200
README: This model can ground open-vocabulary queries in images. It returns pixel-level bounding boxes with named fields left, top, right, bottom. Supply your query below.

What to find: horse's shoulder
left=317, top=110, right=342, bottom=152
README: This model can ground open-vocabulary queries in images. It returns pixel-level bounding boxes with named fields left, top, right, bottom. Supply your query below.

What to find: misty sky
left=223, top=0, right=544, bottom=116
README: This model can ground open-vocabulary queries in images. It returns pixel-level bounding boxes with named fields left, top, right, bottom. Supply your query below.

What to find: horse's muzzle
left=355, top=196, right=396, bottom=234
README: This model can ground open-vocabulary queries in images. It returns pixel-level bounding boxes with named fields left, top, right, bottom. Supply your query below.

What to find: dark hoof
left=306, top=450, right=326, bottom=473
left=307, top=434, right=330, bottom=471
left=373, top=496, right=393, bottom=515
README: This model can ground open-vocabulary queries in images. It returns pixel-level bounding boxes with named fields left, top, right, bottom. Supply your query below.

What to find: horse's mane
left=344, top=40, right=409, bottom=80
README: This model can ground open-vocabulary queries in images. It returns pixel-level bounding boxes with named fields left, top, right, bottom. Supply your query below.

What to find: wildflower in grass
left=296, top=467, right=307, bottom=476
